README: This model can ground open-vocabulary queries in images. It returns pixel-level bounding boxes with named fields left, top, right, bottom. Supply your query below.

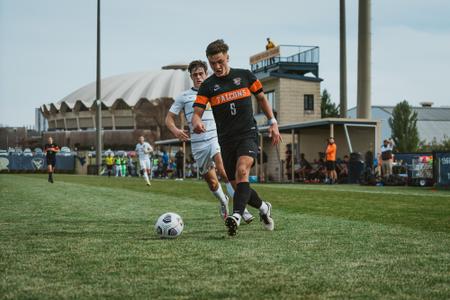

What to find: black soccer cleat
left=225, top=215, right=239, bottom=236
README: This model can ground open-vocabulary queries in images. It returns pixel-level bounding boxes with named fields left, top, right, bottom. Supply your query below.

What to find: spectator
left=296, top=153, right=312, bottom=180
left=105, top=153, right=114, bottom=177
left=121, top=155, right=127, bottom=177
left=337, top=155, right=349, bottom=180
left=175, top=147, right=184, bottom=180
left=285, top=144, right=292, bottom=180
left=381, top=139, right=394, bottom=180
left=161, top=151, right=169, bottom=179
left=265, top=38, right=276, bottom=50
left=325, top=137, right=337, bottom=184
left=127, top=154, right=134, bottom=177
left=115, top=155, right=122, bottom=177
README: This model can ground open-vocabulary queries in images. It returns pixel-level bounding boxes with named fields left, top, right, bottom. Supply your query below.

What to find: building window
left=304, top=94, right=314, bottom=111
left=258, top=90, right=276, bottom=114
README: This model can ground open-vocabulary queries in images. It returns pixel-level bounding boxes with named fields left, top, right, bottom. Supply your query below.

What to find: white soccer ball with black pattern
left=155, top=212, right=184, bottom=238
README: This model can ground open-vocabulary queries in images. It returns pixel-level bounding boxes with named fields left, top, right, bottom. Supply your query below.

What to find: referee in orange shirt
left=325, top=137, right=337, bottom=184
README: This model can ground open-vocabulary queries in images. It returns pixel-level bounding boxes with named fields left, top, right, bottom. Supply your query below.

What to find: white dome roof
left=42, top=68, right=191, bottom=112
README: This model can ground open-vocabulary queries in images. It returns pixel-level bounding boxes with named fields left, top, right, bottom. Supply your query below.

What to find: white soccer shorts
left=139, top=158, right=151, bottom=170
left=193, top=140, right=221, bottom=175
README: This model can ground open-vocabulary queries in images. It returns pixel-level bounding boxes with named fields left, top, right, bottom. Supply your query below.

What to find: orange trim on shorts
left=210, top=88, right=251, bottom=106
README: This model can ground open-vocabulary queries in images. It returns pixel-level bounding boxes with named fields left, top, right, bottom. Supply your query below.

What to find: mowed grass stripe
left=1, top=174, right=450, bottom=299
left=7, top=174, right=449, bottom=233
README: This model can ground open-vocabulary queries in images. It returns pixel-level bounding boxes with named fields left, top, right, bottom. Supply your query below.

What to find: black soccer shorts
left=326, top=160, right=336, bottom=171
left=220, top=137, right=258, bottom=181
left=46, top=157, right=56, bottom=167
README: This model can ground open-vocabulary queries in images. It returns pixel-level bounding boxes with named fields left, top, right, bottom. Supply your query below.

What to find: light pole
left=356, top=0, right=372, bottom=119
left=340, top=0, right=348, bottom=118
left=95, top=0, right=102, bottom=174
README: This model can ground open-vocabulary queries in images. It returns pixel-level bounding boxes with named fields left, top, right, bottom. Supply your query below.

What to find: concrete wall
left=254, top=77, right=321, bottom=126
left=278, top=78, right=321, bottom=124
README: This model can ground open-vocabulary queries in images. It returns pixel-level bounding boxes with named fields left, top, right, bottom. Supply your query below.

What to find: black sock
left=233, top=182, right=251, bottom=216
left=248, top=188, right=263, bottom=209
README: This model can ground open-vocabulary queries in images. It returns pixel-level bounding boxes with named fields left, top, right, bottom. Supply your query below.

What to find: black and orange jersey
left=193, top=68, right=263, bottom=143
left=44, top=143, right=59, bottom=158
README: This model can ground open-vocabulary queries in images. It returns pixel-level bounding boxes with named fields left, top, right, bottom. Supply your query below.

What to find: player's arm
left=192, top=88, right=210, bottom=134
left=192, top=107, right=206, bottom=134
left=165, top=112, right=189, bottom=141
left=255, top=92, right=282, bottom=145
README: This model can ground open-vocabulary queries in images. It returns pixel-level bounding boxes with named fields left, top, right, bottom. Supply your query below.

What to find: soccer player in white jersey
left=135, top=136, right=153, bottom=186
left=166, top=60, right=254, bottom=222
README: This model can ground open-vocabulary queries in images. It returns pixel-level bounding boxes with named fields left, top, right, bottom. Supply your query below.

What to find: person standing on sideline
left=115, top=155, right=122, bottom=177
left=121, top=154, right=127, bottom=177
left=105, top=153, right=114, bottom=177
left=192, top=39, right=282, bottom=236
left=44, top=137, right=59, bottom=183
left=161, top=150, right=169, bottom=179
left=381, top=139, right=395, bottom=180
left=166, top=60, right=254, bottom=222
left=325, top=137, right=337, bottom=184
left=175, top=147, right=184, bottom=180
left=135, top=136, right=153, bottom=186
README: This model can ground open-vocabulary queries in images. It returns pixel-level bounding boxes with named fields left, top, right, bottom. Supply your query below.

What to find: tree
left=321, top=89, right=340, bottom=118
left=388, top=100, right=420, bottom=152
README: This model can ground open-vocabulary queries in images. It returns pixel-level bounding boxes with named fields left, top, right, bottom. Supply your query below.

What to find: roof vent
left=420, top=101, right=433, bottom=107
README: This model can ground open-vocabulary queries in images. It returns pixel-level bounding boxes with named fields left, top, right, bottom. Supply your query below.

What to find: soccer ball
left=154, top=212, right=184, bottom=238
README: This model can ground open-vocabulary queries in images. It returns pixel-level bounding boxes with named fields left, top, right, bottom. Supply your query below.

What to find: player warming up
left=166, top=60, right=254, bottom=222
left=44, top=136, right=60, bottom=183
left=135, top=136, right=153, bottom=186
left=192, top=40, right=282, bottom=236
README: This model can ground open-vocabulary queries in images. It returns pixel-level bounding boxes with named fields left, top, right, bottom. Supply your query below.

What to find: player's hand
left=269, top=123, right=282, bottom=146
left=193, top=120, right=206, bottom=134
left=175, top=128, right=190, bottom=141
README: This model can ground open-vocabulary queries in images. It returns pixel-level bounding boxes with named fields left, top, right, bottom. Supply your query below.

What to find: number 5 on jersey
left=230, top=103, right=236, bottom=115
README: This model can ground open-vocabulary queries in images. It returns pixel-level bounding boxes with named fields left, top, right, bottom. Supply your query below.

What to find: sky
left=1, top=0, right=450, bottom=127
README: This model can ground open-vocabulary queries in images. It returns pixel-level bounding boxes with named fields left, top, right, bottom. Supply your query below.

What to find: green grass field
left=1, top=174, right=449, bottom=299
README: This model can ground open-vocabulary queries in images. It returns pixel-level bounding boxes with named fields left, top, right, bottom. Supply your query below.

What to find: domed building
left=40, top=64, right=191, bottom=149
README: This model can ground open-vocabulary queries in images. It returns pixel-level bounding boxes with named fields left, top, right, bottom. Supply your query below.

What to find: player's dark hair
left=188, top=60, right=208, bottom=74
left=205, top=39, right=229, bottom=57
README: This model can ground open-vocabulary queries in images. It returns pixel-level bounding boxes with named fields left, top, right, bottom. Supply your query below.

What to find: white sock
left=143, top=171, right=150, bottom=184
left=225, top=182, right=235, bottom=198
left=232, top=213, right=241, bottom=225
left=212, top=184, right=228, bottom=204
left=259, top=201, right=269, bottom=215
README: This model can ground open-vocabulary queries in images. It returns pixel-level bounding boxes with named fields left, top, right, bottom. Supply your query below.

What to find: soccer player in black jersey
left=192, top=39, right=282, bottom=236
left=44, top=137, right=59, bottom=183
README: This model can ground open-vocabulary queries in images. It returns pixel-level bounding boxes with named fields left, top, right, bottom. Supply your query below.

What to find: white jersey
left=135, top=142, right=153, bottom=160
left=169, top=88, right=218, bottom=151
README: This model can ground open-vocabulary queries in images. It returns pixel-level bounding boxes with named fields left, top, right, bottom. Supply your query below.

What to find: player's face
left=48, top=137, right=53, bottom=144
left=139, top=136, right=144, bottom=144
left=207, top=52, right=230, bottom=77
left=190, top=67, right=207, bottom=89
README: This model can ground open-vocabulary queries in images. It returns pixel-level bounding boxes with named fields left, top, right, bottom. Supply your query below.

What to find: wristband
left=268, top=118, right=277, bottom=125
